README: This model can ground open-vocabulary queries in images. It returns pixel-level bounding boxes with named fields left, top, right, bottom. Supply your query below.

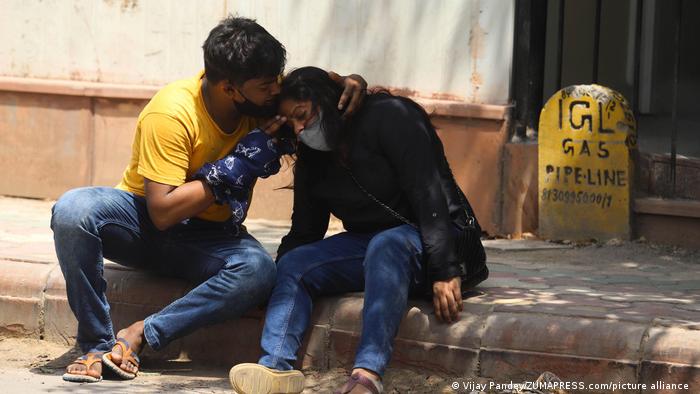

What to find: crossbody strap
left=343, top=119, right=476, bottom=231
left=344, top=169, right=417, bottom=229
left=344, top=165, right=476, bottom=231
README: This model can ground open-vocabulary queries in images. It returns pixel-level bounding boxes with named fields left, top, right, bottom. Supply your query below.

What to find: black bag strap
left=342, top=110, right=477, bottom=232
left=344, top=169, right=417, bottom=229
left=344, top=165, right=476, bottom=231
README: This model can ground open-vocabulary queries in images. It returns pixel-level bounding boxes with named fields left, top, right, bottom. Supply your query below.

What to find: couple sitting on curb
left=51, top=16, right=487, bottom=394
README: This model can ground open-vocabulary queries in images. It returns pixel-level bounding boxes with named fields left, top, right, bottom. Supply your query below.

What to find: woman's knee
left=363, top=227, right=422, bottom=283
left=366, top=226, right=420, bottom=260
left=275, top=245, right=317, bottom=279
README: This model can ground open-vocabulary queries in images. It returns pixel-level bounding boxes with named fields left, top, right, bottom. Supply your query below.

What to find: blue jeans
left=50, top=187, right=276, bottom=354
left=258, top=224, right=426, bottom=377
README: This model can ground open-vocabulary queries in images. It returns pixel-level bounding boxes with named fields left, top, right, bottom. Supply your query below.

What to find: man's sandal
left=334, top=373, right=383, bottom=394
left=62, top=354, right=102, bottom=383
left=101, top=338, right=141, bottom=380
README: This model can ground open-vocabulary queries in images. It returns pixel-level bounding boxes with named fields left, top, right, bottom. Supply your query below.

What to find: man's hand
left=257, top=115, right=295, bottom=155
left=260, top=115, right=287, bottom=136
left=328, top=71, right=368, bottom=119
left=432, top=276, right=463, bottom=323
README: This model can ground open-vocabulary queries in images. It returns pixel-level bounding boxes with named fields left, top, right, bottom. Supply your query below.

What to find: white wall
left=0, top=0, right=514, bottom=104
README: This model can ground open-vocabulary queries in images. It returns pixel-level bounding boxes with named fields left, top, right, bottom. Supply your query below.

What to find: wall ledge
left=634, top=197, right=700, bottom=219
left=411, top=97, right=510, bottom=120
left=0, top=76, right=158, bottom=100
left=0, top=76, right=510, bottom=120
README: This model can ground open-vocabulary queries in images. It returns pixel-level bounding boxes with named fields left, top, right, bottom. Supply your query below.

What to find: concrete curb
left=1, top=258, right=698, bottom=392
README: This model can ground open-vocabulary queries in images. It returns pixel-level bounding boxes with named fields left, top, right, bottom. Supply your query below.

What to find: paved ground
left=0, top=337, right=231, bottom=393
left=0, top=337, right=487, bottom=393
left=1, top=195, right=700, bottom=393
left=0, top=337, right=575, bottom=394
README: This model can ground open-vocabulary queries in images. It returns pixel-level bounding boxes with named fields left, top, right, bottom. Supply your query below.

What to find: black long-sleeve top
left=277, top=94, right=477, bottom=283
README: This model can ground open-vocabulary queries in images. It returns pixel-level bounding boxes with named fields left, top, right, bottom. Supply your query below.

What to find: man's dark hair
left=202, top=16, right=286, bottom=85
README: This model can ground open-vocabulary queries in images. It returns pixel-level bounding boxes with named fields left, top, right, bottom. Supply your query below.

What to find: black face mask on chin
left=234, top=90, right=278, bottom=118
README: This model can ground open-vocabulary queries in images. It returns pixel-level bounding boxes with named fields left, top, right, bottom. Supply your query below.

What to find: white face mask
left=298, top=110, right=332, bottom=151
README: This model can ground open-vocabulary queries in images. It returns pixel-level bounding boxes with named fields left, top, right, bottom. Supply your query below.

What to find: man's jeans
left=50, top=187, right=276, bottom=354
left=258, top=224, right=426, bottom=377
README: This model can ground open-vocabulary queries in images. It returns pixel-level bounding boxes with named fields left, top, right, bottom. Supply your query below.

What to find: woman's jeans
left=259, top=224, right=426, bottom=377
left=50, top=187, right=276, bottom=354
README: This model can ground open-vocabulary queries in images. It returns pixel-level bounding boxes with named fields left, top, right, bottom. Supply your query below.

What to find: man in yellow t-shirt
left=51, top=16, right=367, bottom=383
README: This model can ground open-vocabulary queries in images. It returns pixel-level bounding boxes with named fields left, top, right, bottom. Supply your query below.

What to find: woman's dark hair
left=279, top=66, right=441, bottom=188
left=279, top=67, right=346, bottom=151
left=277, top=67, right=347, bottom=185
left=202, top=16, right=286, bottom=85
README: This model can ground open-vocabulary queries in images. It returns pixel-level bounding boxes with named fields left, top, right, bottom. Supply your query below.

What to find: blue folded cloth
left=194, top=128, right=296, bottom=227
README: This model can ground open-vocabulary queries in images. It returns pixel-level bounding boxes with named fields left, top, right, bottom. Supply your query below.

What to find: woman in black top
left=229, top=67, right=487, bottom=394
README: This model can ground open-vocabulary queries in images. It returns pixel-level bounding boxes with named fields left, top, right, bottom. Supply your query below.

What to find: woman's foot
left=101, top=320, right=144, bottom=379
left=229, top=363, right=305, bottom=394
left=335, top=368, right=383, bottom=394
left=62, top=353, right=103, bottom=383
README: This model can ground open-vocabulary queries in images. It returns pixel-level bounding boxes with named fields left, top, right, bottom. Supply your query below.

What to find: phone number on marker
left=541, top=188, right=613, bottom=208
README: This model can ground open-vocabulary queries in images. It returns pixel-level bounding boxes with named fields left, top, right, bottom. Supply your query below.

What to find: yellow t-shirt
left=116, top=71, right=262, bottom=222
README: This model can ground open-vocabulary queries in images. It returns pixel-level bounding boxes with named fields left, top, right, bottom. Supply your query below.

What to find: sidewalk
left=1, top=195, right=699, bottom=393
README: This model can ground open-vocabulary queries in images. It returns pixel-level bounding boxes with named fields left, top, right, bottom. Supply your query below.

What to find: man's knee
left=51, top=187, right=102, bottom=233
left=231, top=248, right=277, bottom=291
left=254, top=250, right=277, bottom=286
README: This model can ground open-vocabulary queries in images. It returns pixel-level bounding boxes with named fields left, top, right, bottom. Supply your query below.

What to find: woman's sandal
left=101, top=338, right=141, bottom=380
left=62, top=353, right=102, bottom=383
left=334, top=373, right=383, bottom=394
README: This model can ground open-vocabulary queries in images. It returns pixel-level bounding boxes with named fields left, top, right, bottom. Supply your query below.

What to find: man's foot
left=62, top=353, right=103, bottom=383
left=229, top=363, right=305, bottom=394
left=101, top=321, right=144, bottom=379
left=334, top=368, right=383, bottom=394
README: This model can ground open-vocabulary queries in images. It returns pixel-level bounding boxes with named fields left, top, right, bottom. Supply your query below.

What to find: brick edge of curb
left=0, top=258, right=698, bottom=391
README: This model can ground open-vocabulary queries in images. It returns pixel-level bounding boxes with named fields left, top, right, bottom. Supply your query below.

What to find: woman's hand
left=432, top=276, right=463, bottom=323
left=328, top=71, right=368, bottom=118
